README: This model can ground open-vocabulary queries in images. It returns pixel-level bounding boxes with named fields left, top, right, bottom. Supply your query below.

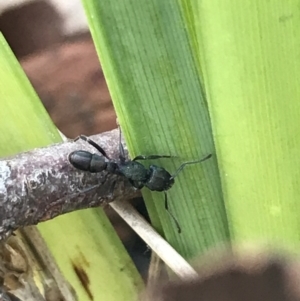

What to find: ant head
left=146, top=165, right=174, bottom=192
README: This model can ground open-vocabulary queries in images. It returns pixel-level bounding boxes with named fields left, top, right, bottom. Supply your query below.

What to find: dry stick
left=1, top=129, right=197, bottom=278
left=109, top=200, right=198, bottom=280
left=0, top=129, right=138, bottom=241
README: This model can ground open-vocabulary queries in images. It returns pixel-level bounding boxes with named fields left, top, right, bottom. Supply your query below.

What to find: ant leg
left=129, top=179, right=144, bottom=190
left=164, top=192, right=181, bottom=234
left=76, top=184, right=100, bottom=195
left=133, top=155, right=175, bottom=161
left=108, top=180, right=116, bottom=200
left=118, top=126, right=126, bottom=163
left=72, top=182, right=122, bottom=200
left=171, top=154, right=212, bottom=180
left=74, top=135, right=110, bottom=159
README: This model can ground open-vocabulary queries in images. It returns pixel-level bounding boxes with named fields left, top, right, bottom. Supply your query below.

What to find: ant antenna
left=170, top=154, right=212, bottom=180
left=74, top=135, right=110, bottom=160
left=163, top=153, right=211, bottom=233
left=164, top=192, right=181, bottom=233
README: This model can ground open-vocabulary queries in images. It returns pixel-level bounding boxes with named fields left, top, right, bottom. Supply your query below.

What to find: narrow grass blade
left=0, top=33, right=143, bottom=300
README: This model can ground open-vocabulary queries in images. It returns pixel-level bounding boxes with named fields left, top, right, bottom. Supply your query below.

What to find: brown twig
left=0, top=129, right=139, bottom=241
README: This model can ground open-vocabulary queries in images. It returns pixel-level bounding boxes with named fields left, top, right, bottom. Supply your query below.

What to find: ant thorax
left=118, top=160, right=149, bottom=182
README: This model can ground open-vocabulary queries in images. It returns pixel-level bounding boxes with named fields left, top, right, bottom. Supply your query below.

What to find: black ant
left=68, top=132, right=211, bottom=233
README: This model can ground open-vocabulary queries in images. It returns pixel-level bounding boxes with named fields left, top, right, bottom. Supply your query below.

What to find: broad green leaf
left=82, top=0, right=229, bottom=258
left=196, top=0, right=300, bottom=251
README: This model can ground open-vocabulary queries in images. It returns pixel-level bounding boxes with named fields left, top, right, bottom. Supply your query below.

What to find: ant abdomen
left=69, top=150, right=107, bottom=173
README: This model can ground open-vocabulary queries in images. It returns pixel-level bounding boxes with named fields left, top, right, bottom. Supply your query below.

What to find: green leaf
left=0, top=34, right=61, bottom=154
left=83, top=0, right=300, bottom=257
left=82, top=0, right=229, bottom=258
left=196, top=0, right=300, bottom=251
left=0, top=33, right=142, bottom=300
